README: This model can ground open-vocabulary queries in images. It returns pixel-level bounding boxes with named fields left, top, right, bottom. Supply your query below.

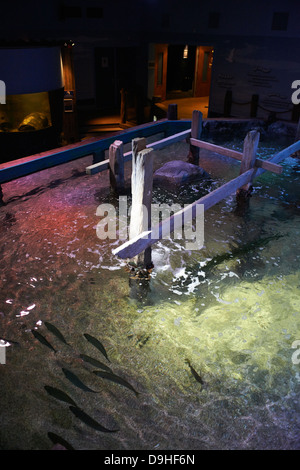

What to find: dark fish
left=44, top=322, right=69, bottom=346
left=62, top=368, right=97, bottom=393
left=83, top=333, right=110, bottom=362
left=93, top=370, right=139, bottom=396
left=79, top=354, right=112, bottom=373
left=185, top=359, right=204, bottom=385
left=44, top=385, right=77, bottom=407
left=69, top=406, right=119, bottom=433
left=203, top=234, right=283, bottom=272
left=47, top=432, right=75, bottom=450
left=31, top=329, right=56, bottom=353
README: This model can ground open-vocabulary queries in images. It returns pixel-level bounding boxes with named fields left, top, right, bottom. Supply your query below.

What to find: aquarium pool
left=0, top=133, right=299, bottom=450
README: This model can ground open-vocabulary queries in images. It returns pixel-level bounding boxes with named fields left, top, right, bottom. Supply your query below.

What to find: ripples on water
left=0, top=138, right=299, bottom=450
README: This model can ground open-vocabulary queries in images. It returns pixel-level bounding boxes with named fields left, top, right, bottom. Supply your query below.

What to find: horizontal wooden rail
left=190, top=137, right=243, bottom=161
left=255, top=139, right=300, bottom=178
left=190, top=137, right=283, bottom=175
left=86, top=128, right=191, bottom=175
left=112, top=168, right=255, bottom=259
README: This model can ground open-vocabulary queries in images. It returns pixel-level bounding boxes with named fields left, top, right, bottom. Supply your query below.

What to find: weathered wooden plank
left=255, top=138, right=300, bottom=178
left=266, top=139, right=300, bottom=165
left=86, top=128, right=191, bottom=175
left=86, top=160, right=109, bottom=175
left=112, top=168, right=255, bottom=259
left=239, top=130, right=260, bottom=176
left=109, top=140, right=124, bottom=193
left=236, top=130, right=260, bottom=204
left=149, top=128, right=191, bottom=151
left=190, top=138, right=243, bottom=160
left=254, top=159, right=282, bottom=174
left=129, top=138, right=153, bottom=266
left=190, top=137, right=282, bottom=174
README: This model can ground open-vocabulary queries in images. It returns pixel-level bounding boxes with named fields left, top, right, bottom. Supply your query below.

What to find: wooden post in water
left=236, top=130, right=260, bottom=211
left=129, top=137, right=154, bottom=268
left=167, top=103, right=178, bottom=120
left=109, top=140, right=124, bottom=194
left=188, top=110, right=202, bottom=165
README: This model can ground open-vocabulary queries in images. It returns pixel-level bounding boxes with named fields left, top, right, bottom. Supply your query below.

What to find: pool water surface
left=0, top=134, right=299, bottom=450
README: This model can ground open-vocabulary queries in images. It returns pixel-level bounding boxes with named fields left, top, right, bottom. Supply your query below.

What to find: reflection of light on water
left=16, top=303, right=36, bottom=317
left=130, top=271, right=300, bottom=387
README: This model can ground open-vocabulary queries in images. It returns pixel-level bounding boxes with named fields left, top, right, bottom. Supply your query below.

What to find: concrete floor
left=155, top=96, right=209, bottom=119
left=78, top=96, right=209, bottom=139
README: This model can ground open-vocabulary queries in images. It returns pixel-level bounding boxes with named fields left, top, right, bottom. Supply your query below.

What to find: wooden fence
left=111, top=110, right=300, bottom=262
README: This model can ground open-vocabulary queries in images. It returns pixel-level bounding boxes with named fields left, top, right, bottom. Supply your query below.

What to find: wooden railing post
left=129, top=138, right=154, bottom=268
left=109, top=140, right=124, bottom=194
left=188, top=110, right=202, bottom=165
left=167, top=103, right=178, bottom=120
left=236, top=130, right=260, bottom=207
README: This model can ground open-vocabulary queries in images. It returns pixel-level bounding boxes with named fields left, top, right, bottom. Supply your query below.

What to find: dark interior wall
left=209, top=35, right=300, bottom=120
left=94, top=46, right=141, bottom=109
left=1, top=0, right=300, bottom=119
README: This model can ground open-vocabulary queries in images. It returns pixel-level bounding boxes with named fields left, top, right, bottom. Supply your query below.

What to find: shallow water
left=0, top=135, right=299, bottom=450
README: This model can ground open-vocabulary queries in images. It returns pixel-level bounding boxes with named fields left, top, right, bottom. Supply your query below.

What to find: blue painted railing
left=0, top=120, right=191, bottom=186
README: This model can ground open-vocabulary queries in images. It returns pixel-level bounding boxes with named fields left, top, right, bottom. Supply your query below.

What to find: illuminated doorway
left=194, top=46, right=214, bottom=97
left=153, top=44, right=214, bottom=111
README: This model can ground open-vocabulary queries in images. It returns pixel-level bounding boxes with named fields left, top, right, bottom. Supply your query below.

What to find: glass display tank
left=0, top=46, right=64, bottom=163
left=0, top=91, right=52, bottom=133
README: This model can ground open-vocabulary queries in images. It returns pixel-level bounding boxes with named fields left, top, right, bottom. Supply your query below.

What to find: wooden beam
left=190, top=137, right=282, bottom=174
left=236, top=130, right=260, bottom=204
left=129, top=138, right=153, bottom=266
left=86, top=160, right=109, bottom=175
left=190, top=138, right=243, bottom=160
left=86, top=129, right=191, bottom=175
left=255, top=138, right=300, bottom=178
left=112, top=168, right=255, bottom=259
left=254, top=159, right=282, bottom=174
left=109, top=140, right=124, bottom=193
left=239, top=130, right=260, bottom=176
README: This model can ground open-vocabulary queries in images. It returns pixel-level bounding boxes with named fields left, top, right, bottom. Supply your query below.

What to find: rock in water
left=154, top=160, right=205, bottom=186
